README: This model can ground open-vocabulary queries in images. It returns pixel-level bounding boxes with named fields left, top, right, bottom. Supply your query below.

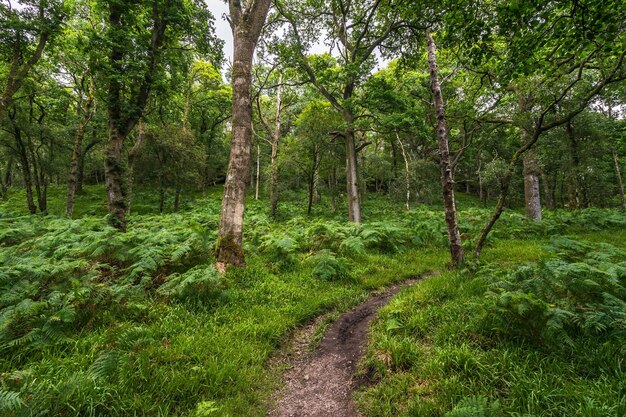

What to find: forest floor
left=1, top=186, right=625, bottom=416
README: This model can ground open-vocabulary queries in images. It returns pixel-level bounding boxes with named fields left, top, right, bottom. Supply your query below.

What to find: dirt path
left=271, top=275, right=430, bottom=417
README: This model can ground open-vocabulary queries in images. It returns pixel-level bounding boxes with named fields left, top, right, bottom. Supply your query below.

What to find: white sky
left=207, top=1, right=234, bottom=65
left=206, top=1, right=366, bottom=71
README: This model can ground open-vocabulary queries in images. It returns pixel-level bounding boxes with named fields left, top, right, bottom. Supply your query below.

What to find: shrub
left=157, top=264, right=226, bottom=305
left=308, top=250, right=352, bottom=281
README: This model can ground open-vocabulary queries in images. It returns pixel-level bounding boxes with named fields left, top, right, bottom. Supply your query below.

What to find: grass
left=356, top=236, right=626, bottom=417
left=1, top=185, right=625, bottom=416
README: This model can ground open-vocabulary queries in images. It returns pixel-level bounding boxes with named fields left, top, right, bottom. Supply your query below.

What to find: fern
left=0, top=390, right=23, bottom=413
left=483, top=239, right=626, bottom=346
left=446, top=396, right=502, bottom=417
left=158, top=264, right=225, bottom=304
left=308, top=250, right=352, bottom=281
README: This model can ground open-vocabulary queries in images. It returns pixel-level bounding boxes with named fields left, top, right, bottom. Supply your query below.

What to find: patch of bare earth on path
left=270, top=275, right=432, bottom=417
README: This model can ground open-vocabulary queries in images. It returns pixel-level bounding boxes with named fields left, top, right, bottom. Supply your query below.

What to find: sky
left=208, top=1, right=389, bottom=74
left=208, top=1, right=234, bottom=64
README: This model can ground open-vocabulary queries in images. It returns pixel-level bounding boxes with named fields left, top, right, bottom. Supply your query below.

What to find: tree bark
left=396, top=132, right=411, bottom=211
left=523, top=149, right=542, bottom=221
left=104, top=129, right=128, bottom=229
left=67, top=77, right=95, bottom=218
left=542, top=173, right=555, bottom=210
left=612, top=148, right=626, bottom=210
left=307, top=173, right=314, bottom=215
left=216, top=0, right=272, bottom=268
left=1, top=157, right=13, bottom=199
left=10, top=118, right=36, bottom=214
left=426, top=31, right=464, bottom=267
left=344, top=111, right=362, bottom=222
left=255, top=143, right=260, bottom=200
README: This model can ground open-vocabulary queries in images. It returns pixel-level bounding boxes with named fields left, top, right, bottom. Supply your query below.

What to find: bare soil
left=270, top=276, right=429, bottom=417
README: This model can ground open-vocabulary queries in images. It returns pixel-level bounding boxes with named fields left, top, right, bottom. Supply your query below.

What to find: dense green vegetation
left=1, top=187, right=625, bottom=415
left=358, top=233, right=626, bottom=416
left=2, top=0, right=626, bottom=416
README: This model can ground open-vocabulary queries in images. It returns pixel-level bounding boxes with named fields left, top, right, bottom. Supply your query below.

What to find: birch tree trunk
left=396, top=132, right=411, bottom=211
left=216, top=0, right=272, bottom=268
left=344, top=111, right=361, bottom=222
left=523, top=149, right=542, bottom=221
left=426, top=31, right=464, bottom=267
left=255, top=143, right=260, bottom=200
left=613, top=148, right=626, bottom=210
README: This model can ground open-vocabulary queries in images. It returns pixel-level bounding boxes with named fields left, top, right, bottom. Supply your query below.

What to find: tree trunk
left=427, top=31, right=464, bottom=267
left=11, top=121, right=36, bottom=214
left=18, top=150, right=36, bottom=214
left=0, top=14, right=53, bottom=123
left=174, top=185, right=181, bottom=211
left=217, top=39, right=254, bottom=266
left=67, top=77, right=95, bottom=218
left=313, top=168, right=320, bottom=203
left=396, top=132, right=411, bottom=211
left=255, top=143, right=260, bottom=200
left=307, top=173, right=314, bottom=215
left=216, top=0, right=272, bottom=268
left=1, top=157, right=13, bottom=199
left=344, top=112, right=361, bottom=222
left=269, top=79, right=282, bottom=217
left=523, top=144, right=542, bottom=221
left=76, top=145, right=87, bottom=194
left=104, top=128, right=128, bottom=230
left=612, top=148, right=626, bottom=210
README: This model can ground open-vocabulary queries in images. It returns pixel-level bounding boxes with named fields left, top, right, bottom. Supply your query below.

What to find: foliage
left=484, top=238, right=626, bottom=348
left=308, top=250, right=352, bottom=281
left=357, top=232, right=626, bottom=417
left=445, top=396, right=502, bottom=417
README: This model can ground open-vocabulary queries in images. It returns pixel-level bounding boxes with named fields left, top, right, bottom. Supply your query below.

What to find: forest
left=1, top=0, right=625, bottom=416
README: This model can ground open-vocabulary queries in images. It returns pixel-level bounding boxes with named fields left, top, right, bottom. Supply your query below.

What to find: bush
left=482, top=238, right=626, bottom=347
left=308, top=250, right=352, bottom=281
left=158, top=264, right=226, bottom=305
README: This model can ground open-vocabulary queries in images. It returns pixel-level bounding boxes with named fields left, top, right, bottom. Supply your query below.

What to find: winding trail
left=271, top=275, right=431, bottom=417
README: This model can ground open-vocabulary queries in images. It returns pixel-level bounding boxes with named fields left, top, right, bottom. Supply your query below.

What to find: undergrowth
left=356, top=233, right=626, bottom=417
left=1, top=186, right=625, bottom=415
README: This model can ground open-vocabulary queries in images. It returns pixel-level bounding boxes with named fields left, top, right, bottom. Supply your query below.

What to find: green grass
left=356, top=235, right=626, bottom=417
left=1, top=185, right=625, bottom=416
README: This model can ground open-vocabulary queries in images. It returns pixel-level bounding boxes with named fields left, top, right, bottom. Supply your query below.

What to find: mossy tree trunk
left=216, top=0, right=272, bottom=268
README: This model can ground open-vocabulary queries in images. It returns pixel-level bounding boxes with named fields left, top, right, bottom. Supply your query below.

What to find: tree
left=93, top=0, right=220, bottom=231
left=0, top=0, right=66, bottom=122
left=452, top=1, right=626, bottom=256
left=275, top=0, right=406, bottom=223
left=216, top=0, right=272, bottom=269
left=289, top=99, right=342, bottom=215
left=426, top=31, right=464, bottom=267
